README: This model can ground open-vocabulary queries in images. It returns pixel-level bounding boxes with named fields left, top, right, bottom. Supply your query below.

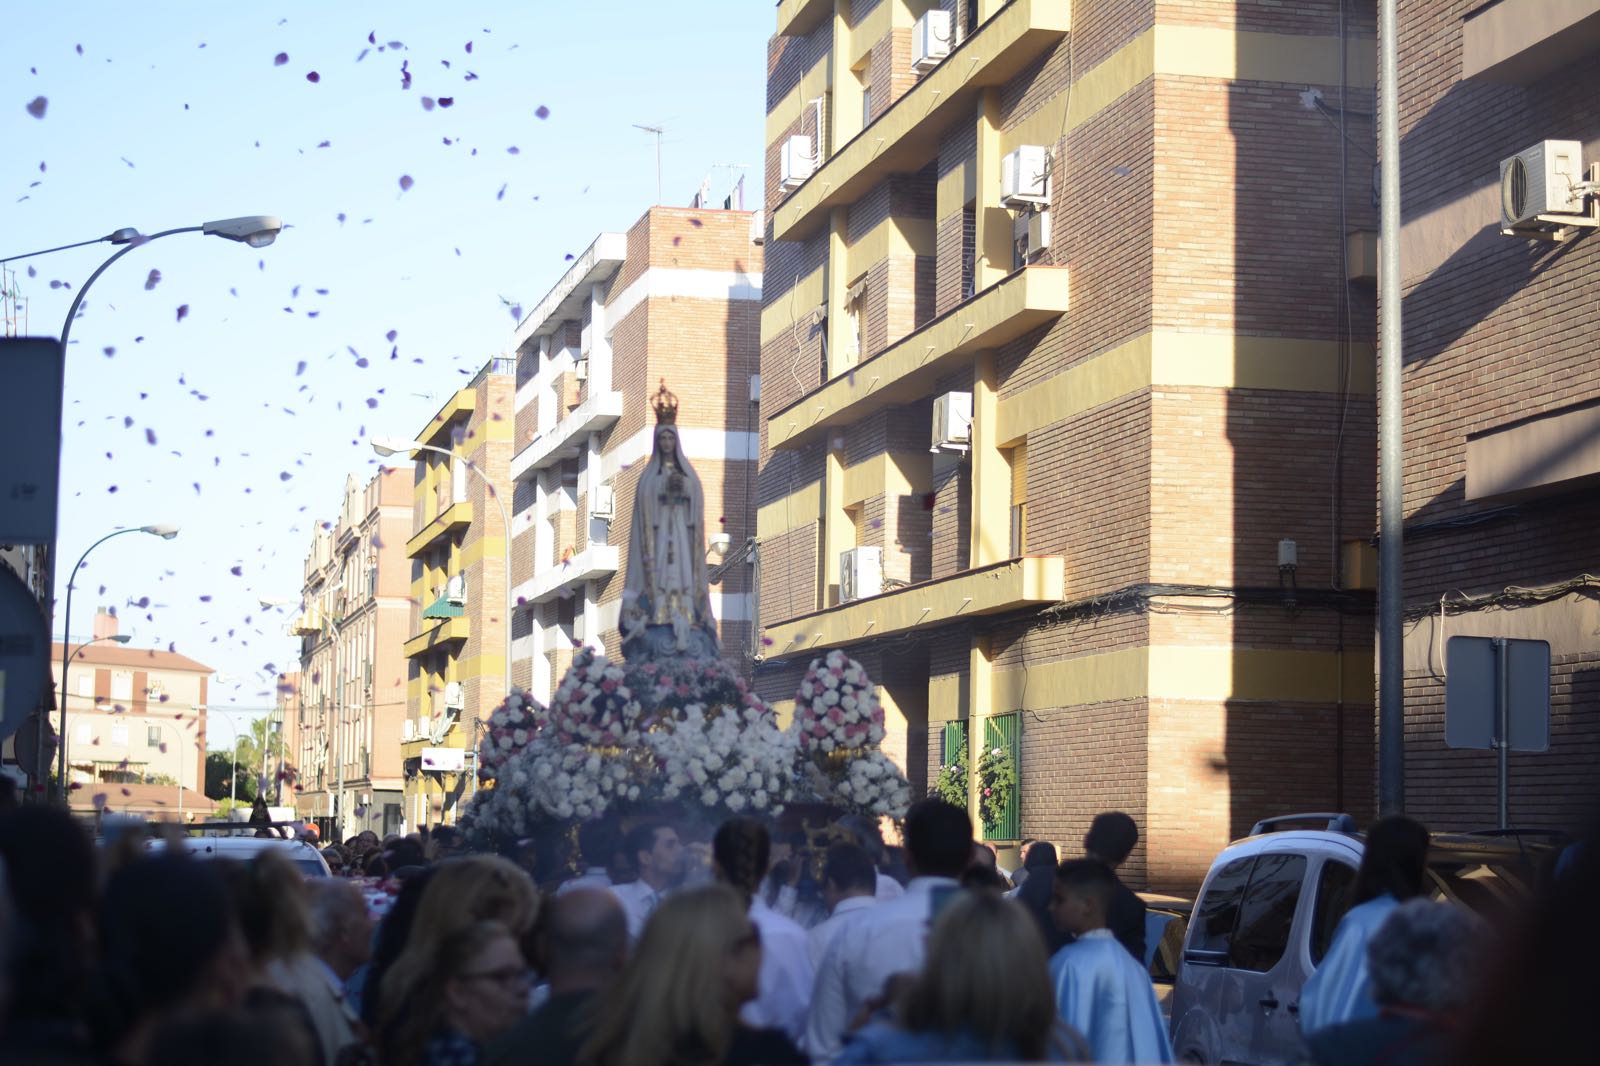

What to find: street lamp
left=371, top=436, right=514, bottom=709
left=56, top=525, right=179, bottom=795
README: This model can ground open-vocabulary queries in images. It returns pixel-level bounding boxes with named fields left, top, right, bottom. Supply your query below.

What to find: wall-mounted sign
left=420, top=746, right=465, bottom=773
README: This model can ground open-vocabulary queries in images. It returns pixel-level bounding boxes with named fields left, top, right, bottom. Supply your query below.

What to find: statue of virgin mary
left=620, top=381, right=719, bottom=660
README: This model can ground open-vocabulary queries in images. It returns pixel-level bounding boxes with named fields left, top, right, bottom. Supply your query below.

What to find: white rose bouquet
left=648, top=701, right=799, bottom=816
left=478, top=689, right=546, bottom=781
left=829, top=748, right=913, bottom=817
left=794, top=649, right=886, bottom=754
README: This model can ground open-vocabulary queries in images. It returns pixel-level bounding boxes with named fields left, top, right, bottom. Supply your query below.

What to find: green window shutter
left=981, top=713, right=1021, bottom=841
left=941, top=720, right=968, bottom=765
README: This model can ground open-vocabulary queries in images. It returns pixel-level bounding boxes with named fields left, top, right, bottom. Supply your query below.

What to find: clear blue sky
left=4, top=1, right=772, bottom=734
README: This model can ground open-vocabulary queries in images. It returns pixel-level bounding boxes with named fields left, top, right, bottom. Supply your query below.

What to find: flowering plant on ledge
left=977, top=742, right=1017, bottom=833
left=478, top=690, right=546, bottom=781
left=547, top=647, right=643, bottom=749
left=931, top=731, right=968, bottom=809
left=794, top=650, right=886, bottom=754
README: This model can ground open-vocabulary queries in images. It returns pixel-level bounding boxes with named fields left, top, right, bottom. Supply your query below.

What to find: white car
left=1168, top=813, right=1553, bottom=1065
left=147, top=834, right=332, bottom=877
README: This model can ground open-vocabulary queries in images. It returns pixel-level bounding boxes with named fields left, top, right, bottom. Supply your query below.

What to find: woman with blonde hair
left=579, top=884, right=804, bottom=1066
left=833, top=890, right=1088, bottom=1063
left=376, top=856, right=538, bottom=1054
left=379, top=920, right=531, bottom=1066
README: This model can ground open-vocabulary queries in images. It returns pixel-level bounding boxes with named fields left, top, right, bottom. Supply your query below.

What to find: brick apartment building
left=507, top=206, right=763, bottom=699
left=1387, top=1, right=1600, bottom=831
left=757, top=0, right=1380, bottom=888
left=395, top=359, right=515, bottom=830
left=53, top=607, right=215, bottom=820
left=290, top=468, right=412, bottom=839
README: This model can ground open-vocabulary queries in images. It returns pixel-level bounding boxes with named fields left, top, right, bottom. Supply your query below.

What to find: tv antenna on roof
left=634, top=123, right=666, bottom=205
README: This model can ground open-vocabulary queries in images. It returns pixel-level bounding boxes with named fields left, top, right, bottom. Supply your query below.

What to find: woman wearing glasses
left=385, top=920, right=532, bottom=1066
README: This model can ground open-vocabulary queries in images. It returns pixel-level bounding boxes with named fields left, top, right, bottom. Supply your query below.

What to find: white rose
left=700, top=787, right=719, bottom=807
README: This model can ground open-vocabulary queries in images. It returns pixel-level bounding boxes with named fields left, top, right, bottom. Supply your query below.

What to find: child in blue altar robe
left=1048, top=859, right=1173, bottom=1064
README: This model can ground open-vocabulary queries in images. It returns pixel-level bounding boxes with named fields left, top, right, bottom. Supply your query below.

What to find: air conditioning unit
left=443, top=682, right=465, bottom=710
left=445, top=574, right=466, bottom=606
left=931, top=391, right=973, bottom=453
left=839, top=546, right=883, bottom=604
left=912, top=10, right=954, bottom=72
left=402, top=719, right=415, bottom=742
left=749, top=208, right=766, bottom=245
left=1001, top=145, right=1051, bottom=207
left=590, top=483, right=615, bottom=521
left=780, top=135, right=815, bottom=189
left=574, top=357, right=589, bottom=382
left=1500, top=140, right=1586, bottom=229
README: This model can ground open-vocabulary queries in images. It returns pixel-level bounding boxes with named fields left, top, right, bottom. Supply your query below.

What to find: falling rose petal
left=496, top=183, right=506, bottom=201
left=91, top=792, right=107, bottom=808
left=420, top=96, right=435, bottom=111
left=317, top=140, right=330, bottom=148
left=295, top=360, right=307, bottom=375
left=123, top=416, right=133, bottom=427
left=367, top=31, right=376, bottom=44
left=305, top=71, right=320, bottom=83
left=230, top=565, right=242, bottom=576
left=279, top=471, right=292, bottom=481
left=25, top=96, right=47, bottom=119
left=144, top=269, right=161, bottom=290
left=385, top=329, right=397, bottom=342
left=398, top=174, right=414, bottom=192
left=506, top=145, right=520, bottom=155
left=535, top=105, right=550, bottom=119
left=274, top=52, right=288, bottom=65
left=103, top=346, right=115, bottom=358
left=145, top=428, right=157, bottom=445
left=465, top=40, right=473, bottom=53
left=175, top=304, right=189, bottom=322
left=75, top=43, right=83, bottom=55
left=400, top=60, right=411, bottom=89
left=437, top=96, right=453, bottom=108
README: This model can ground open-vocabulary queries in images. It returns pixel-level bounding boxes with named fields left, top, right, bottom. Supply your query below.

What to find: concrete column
left=826, top=207, right=852, bottom=378
left=966, top=635, right=992, bottom=821
left=969, top=350, right=1007, bottom=567
left=830, top=1, right=857, bottom=150
left=822, top=446, right=850, bottom=608
left=973, top=88, right=1010, bottom=292
left=589, top=282, right=613, bottom=393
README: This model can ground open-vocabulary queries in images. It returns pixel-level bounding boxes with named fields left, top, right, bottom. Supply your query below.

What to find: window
left=980, top=712, right=1020, bottom=841
left=110, top=670, right=133, bottom=701
left=75, top=722, right=91, bottom=743
left=1008, top=440, right=1028, bottom=557
left=861, top=77, right=873, bottom=129
left=76, top=675, right=93, bottom=699
left=1310, top=859, right=1357, bottom=965
left=1190, top=855, right=1255, bottom=957
left=111, top=724, right=129, bottom=746
left=146, top=680, right=165, bottom=701
left=147, top=725, right=163, bottom=747
left=1230, top=853, right=1307, bottom=972
left=843, top=275, right=867, bottom=368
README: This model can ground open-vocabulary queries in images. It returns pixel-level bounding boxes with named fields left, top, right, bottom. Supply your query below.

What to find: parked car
left=1168, top=813, right=1556, bottom=1065
left=1141, top=892, right=1193, bottom=1018
left=146, top=833, right=332, bottom=878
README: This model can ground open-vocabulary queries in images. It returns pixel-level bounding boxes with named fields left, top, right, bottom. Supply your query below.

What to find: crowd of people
left=0, top=794, right=1590, bottom=1065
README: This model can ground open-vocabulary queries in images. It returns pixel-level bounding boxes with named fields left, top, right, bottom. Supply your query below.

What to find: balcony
left=510, top=389, right=624, bottom=481
left=418, top=387, right=476, bottom=448
left=1462, top=0, right=1600, bottom=82
left=403, top=615, right=469, bottom=659
left=761, top=556, right=1065, bottom=654
left=775, top=0, right=831, bottom=39
left=773, top=0, right=1070, bottom=243
left=768, top=266, right=1069, bottom=450
left=512, top=544, right=621, bottom=606
left=406, top=501, right=473, bottom=558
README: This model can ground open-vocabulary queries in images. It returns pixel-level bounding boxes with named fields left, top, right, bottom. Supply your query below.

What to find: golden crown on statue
left=651, top=378, right=680, bottom=425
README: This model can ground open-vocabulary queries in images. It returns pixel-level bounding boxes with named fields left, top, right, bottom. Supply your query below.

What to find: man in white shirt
left=838, top=814, right=906, bottom=901
left=714, top=818, right=815, bottom=1044
left=805, top=799, right=973, bottom=1062
left=609, top=820, right=684, bottom=944
left=807, top=842, right=878, bottom=968
left=557, top=819, right=621, bottom=898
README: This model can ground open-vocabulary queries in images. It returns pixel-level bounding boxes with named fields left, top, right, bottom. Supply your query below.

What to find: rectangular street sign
left=0, top=339, right=64, bottom=544
left=1445, top=635, right=1550, bottom=752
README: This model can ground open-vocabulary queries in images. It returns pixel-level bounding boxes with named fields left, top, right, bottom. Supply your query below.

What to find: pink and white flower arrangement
left=478, top=690, right=546, bottom=781
left=628, top=655, right=771, bottom=723
left=794, top=650, right=886, bottom=753
left=547, top=647, right=644, bottom=749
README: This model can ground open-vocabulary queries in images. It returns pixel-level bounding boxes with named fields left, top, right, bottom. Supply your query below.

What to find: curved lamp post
left=372, top=437, right=513, bottom=790
left=56, top=525, right=179, bottom=794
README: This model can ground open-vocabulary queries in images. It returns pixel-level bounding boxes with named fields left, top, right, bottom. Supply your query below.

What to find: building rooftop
left=52, top=642, right=215, bottom=675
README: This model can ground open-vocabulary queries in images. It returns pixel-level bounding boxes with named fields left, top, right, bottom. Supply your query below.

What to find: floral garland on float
left=794, top=649, right=912, bottom=818
left=477, top=691, right=546, bottom=782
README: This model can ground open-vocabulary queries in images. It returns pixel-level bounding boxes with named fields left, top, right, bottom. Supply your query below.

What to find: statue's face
left=655, top=425, right=678, bottom=457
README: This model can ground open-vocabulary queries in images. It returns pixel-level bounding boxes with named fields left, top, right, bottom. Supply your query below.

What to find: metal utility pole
left=1377, top=0, right=1405, bottom=815
left=635, top=124, right=665, bottom=204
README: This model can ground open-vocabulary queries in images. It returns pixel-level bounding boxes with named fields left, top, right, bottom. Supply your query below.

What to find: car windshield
left=1426, top=856, right=1538, bottom=925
